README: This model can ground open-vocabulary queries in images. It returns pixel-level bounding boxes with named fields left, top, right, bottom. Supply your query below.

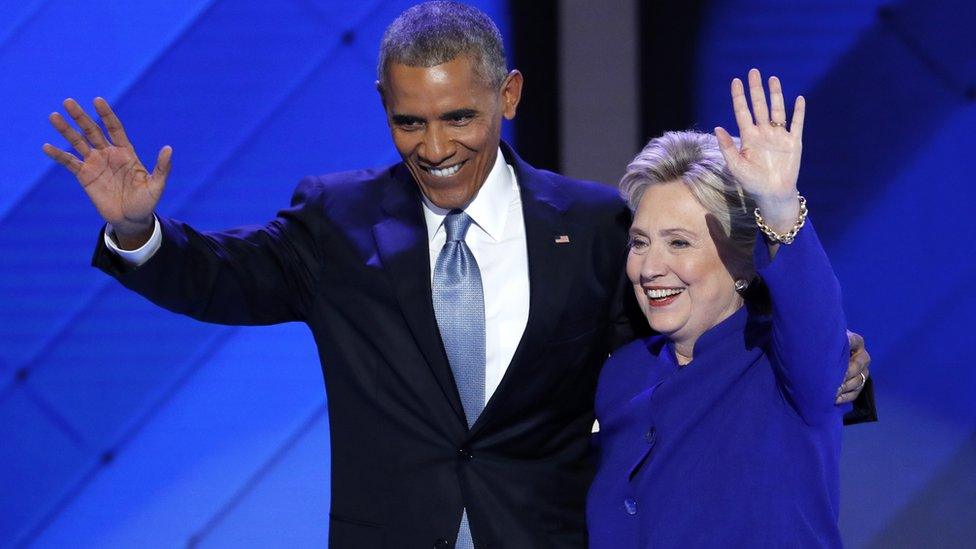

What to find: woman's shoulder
left=601, top=336, right=669, bottom=385
left=608, top=335, right=666, bottom=362
left=596, top=336, right=668, bottom=419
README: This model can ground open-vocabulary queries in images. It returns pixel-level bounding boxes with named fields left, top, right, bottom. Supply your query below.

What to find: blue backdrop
left=2, top=1, right=974, bottom=547
left=0, top=1, right=508, bottom=547
left=691, top=1, right=976, bottom=546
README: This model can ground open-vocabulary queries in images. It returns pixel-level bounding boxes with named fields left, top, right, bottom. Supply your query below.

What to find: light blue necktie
left=432, top=210, right=485, bottom=549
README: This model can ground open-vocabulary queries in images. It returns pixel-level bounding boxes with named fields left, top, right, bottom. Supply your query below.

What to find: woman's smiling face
left=626, top=181, right=744, bottom=355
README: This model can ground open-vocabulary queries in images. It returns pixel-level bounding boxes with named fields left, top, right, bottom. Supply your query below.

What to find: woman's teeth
left=646, top=288, right=684, bottom=299
left=428, top=163, right=463, bottom=178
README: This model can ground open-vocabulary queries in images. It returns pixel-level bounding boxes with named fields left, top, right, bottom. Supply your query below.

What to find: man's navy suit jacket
left=93, top=143, right=642, bottom=548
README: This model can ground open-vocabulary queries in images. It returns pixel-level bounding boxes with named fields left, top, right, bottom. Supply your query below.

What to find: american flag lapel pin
left=554, top=234, right=570, bottom=244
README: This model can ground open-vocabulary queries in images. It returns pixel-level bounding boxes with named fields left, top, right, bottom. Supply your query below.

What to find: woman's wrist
left=754, top=192, right=801, bottom=233
left=755, top=194, right=807, bottom=245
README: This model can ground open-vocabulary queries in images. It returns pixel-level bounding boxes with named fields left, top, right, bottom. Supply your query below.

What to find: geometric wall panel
left=692, top=1, right=976, bottom=546
left=2, top=1, right=508, bottom=547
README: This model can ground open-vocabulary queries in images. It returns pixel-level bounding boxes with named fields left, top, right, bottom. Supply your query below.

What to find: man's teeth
left=429, top=163, right=463, bottom=177
left=645, top=288, right=684, bottom=299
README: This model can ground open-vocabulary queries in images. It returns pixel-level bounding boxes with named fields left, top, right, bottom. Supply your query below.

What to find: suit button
left=624, top=498, right=638, bottom=515
left=458, top=447, right=473, bottom=460
left=645, top=427, right=657, bottom=445
left=434, top=538, right=450, bottom=548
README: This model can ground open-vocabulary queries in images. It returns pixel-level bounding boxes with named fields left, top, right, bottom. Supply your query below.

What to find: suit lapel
left=373, top=165, right=467, bottom=427
left=471, top=145, right=583, bottom=435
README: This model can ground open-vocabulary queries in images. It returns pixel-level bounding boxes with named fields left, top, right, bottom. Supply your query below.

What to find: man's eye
left=399, top=122, right=423, bottom=131
left=449, top=115, right=472, bottom=125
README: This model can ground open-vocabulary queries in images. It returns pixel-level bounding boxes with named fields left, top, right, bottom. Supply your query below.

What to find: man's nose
left=420, top=125, right=455, bottom=165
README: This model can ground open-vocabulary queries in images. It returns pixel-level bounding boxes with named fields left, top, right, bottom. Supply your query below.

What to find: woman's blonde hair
left=620, top=131, right=757, bottom=277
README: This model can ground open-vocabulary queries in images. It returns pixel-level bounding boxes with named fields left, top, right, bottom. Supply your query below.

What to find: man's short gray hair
left=378, top=1, right=508, bottom=89
left=620, top=131, right=758, bottom=276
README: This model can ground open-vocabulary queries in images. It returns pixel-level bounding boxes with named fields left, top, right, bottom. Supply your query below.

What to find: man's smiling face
left=381, top=55, right=521, bottom=209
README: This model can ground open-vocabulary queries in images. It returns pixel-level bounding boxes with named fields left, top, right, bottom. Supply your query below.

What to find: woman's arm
left=715, top=69, right=850, bottom=424
left=753, top=218, right=850, bottom=424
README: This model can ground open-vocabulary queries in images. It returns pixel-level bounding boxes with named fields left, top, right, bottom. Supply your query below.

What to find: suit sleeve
left=91, top=177, right=325, bottom=326
left=754, top=218, right=851, bottom=425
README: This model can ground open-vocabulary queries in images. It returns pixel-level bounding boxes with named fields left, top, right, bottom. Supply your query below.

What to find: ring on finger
left=769, top=120, right=787, bottom=128
left=853, top=371, right=867, bottom=392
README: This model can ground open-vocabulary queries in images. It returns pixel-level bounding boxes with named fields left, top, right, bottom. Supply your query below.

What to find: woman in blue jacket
left=587, top=69, right=850, bottom=547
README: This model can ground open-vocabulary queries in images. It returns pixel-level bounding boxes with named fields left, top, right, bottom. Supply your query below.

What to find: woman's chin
left=646, top=314, right=681, bottom=338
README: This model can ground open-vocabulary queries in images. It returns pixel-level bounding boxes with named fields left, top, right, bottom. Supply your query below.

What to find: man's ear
left=500, top=69, right=523, bottom=120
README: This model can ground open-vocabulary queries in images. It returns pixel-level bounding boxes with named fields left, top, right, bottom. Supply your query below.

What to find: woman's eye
left=669, top=239, right=690, bottom=248
left=628, top=238, right=648, bottom=250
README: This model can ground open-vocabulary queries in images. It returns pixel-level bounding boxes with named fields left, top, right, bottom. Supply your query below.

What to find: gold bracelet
left=754, top=194, right=807, bottom=244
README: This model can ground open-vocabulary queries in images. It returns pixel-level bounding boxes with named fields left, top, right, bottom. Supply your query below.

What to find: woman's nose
left=639, top=246, right=668, bottom=280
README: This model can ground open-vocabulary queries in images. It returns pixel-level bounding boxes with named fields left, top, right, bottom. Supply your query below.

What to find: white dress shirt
left=421, top=148, right=530, bottom=405
left=105, top=147, right=531, bottom=405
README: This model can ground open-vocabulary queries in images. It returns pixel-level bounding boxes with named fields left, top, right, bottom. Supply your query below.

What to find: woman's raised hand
left=715, top=69, right=804, bottom=231
left=43, top=98, right=171, bottom=247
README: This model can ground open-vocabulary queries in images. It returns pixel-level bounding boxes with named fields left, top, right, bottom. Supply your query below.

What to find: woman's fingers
left=714, top=126, right=739, bottom=165
left=791, top=96, right=806, bottom=140
left=93, top=97, right=132, bottom=148
left=48, top=111, right=91, bottom=158
left=730, top=78, right=754, bottom=133
left=731, top=70, right=801, bottom=136
left=768, top=76, right=787, bottom=125
left=747, top=68, right=770, bottom=125
left=64, top=98, right=109, bottom=149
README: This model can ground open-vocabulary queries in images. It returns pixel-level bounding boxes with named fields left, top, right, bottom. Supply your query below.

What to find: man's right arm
left=47, top=97, right=321, bottom=326
left=91, top=189, right=323, bottom=326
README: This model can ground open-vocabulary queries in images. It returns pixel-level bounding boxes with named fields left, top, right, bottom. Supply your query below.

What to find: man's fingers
left=93, top=97, right=132, bottom=148
left=64, top=98, right=109, bottom=149
left=847, top=329, right=864, bottom=352
left=768, top=76, right=787, bottom=125
left=730, top=78, right=754, bottom=133
left=42, top=143, right=83, bottom=175
left=835, top=327, right=871, bottom=404
left=835, top=368, right=869, bottom=404
left=747, top=68, right=770, bottom=125
left=847, top=329, right=871, bottom=375
left=840, top=367, right=869, bottom=394
left=152, top=145, right=173, bottom=181
left=48, top=112, right=91, bottom=158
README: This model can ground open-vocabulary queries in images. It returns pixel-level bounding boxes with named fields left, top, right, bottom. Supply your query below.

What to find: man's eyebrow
left=439, top=108, right=478, bottom=120
left=391, top=114, right=424, bottom=125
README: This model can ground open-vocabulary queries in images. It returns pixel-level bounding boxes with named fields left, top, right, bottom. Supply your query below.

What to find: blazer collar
left=373, top=164, right=467, bottom=430
left=471, top=142, right=582, bottom=435
left=373, top=142, right=582, bottom=436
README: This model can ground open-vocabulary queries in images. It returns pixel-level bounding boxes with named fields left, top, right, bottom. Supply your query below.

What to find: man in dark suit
left=44, top=2, right=871, bottom=547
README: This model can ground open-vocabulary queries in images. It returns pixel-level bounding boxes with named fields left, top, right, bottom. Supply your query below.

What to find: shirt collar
left=421, top=147, right=516, bottom=243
